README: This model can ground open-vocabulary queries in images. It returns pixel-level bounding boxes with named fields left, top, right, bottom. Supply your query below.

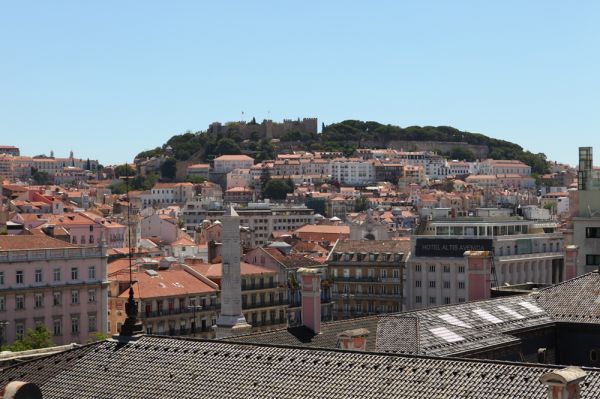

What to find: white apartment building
left=213, top=155, right=254, bottom=174
left=327, top=158, right=375, bottom=186
left=226, top=168, right=253, bottom=189
left=478, top=160, right=531, bottom=176
left=181, top=201, right=315, bottom=247
left=405, top=210, right=565, bottom=310
left=394, top=152, right=448, bottom=179
left=140, top=183, right=194, bottom=208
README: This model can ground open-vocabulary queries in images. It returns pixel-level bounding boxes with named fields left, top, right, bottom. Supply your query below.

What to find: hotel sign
left=415, top=238, right=493, bottom=258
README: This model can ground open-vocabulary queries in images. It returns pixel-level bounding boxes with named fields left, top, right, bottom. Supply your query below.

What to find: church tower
left=215, top=206, right=251, bottom=338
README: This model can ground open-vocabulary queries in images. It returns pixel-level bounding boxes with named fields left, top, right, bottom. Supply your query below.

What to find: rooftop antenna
left=120, top=162, right=142, bottom=337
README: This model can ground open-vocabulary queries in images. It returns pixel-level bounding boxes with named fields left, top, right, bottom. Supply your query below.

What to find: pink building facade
left=0, top=236, right=108, bottom=346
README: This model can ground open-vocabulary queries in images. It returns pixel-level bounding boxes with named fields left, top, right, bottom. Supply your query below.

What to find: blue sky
left=1, top=1, right=598, bottom=165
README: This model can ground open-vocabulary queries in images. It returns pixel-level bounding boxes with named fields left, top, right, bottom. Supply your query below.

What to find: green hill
left=136, top=120, right=549, bottom=174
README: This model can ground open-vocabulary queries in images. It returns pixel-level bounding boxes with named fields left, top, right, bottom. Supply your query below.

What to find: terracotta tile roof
left=331, top=240, right=411, bottom=258
left=0, top=234, right=78, bottom=250
left=215, top=155, right=254, bottom=161
left=294, top=225, right=350, bottom=234
left=115, top=267, right=217, bottom=299
left=187, top=261, right=276, bottom=278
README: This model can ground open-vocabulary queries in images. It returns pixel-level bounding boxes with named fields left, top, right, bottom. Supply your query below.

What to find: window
left=88, top=289, right=96, bottom=303
left=429, top=297, right=436, bottom=305
left=590, top=349, right=599, bottom=363
left=53, top=268, right=61, bottom=282
left=444, top=297, right=451, bottom=304
left=415, top=296, right=422, bottom=303
left=16, top=270, right=24, bottom=284
left=586, top=255, right=600, bottom=266
left=16, top=322, right=25, bottom=339
left=586, top=228, right=600, bottom=238
left=443, top=281, right=451, bottom=289
left=88, top=266, right=96, bottom=280
left=71, top=290, right=79, bottom=304
left=0, top=296, right=4, bottom=311
left=415, top=264, right=422, bottom=272
left=35, top=269, right=43, bottom=283
left=458, top=297, right=465, bottom=303
left=16, top=295, right=24, bottom=310
left=71, top=317, right=79, bottom=334
left=429, top=265, right=436, bottom=273
left=53, top=292, right=62, bottom=306
left=0, top=271, right=4, bottom=286
left=429, top=281, right=436, bottom=288
left=443, top=265, right=450, bottom=273
left=71, top=267, right=78, bottom=280
left=458, top=281, right=465, bottom=289
left=35, top=293, right=43, bottom=308
left=458, top=266, right=465, bottom=273
left=88, top=314, right=97, bottom=332
left=53, top=319, right=62, bottom=336
left=415, top=280, right=422, bottom=288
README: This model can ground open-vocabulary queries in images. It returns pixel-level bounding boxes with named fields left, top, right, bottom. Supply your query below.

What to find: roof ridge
left=137, top=335, right=600, bottom=371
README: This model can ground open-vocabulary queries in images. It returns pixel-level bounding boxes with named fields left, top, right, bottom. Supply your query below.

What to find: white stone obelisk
left=215, top=206, right=251, bottom=339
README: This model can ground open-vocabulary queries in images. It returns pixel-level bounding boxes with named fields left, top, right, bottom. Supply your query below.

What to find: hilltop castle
left=208, top=117, right=318, bottom=140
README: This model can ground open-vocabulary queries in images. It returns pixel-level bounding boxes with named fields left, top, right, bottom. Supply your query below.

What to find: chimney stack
left=463, top=251, right=494, bottom=301
left=2, top=381, right=43, bottom=399
left=298, top=267, right=322, bottom=334
left=564, top=245, right=579, bottom=279
left=540, top=367, right=587, bottom=399
left=337, top=329, right=370, bottom=351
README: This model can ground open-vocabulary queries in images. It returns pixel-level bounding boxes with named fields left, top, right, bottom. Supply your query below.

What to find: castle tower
left=215, top=206, right=251, bottom=338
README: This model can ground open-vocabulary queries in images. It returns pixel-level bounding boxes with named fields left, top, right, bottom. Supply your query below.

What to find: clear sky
left=1, top=1, right=599, bottom=166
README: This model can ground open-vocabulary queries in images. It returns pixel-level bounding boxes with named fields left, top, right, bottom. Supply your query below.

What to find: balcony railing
left=242, top=300, right=288, bottom=310
left=143, top=305, right=219, bottom=318
left=495, top=251, right=565, bottom=262
left=241, top=282, right=279, bottom=291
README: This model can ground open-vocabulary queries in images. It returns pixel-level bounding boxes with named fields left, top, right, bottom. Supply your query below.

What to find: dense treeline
left=135, top=120, right=549, bottom=174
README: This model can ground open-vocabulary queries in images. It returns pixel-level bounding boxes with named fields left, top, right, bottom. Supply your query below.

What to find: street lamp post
left=188, top=305, right=203, bottom=336
left=0, top=321, right=9, bottom=352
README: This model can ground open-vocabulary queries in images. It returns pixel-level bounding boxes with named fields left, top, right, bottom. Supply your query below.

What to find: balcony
left=242, top=300, right=288, bottom=310
left=495, top=251, right=565, bottom=262
left=241, top=282, right=280, bottom=291
left=143, top=304, right=219, bottom=318
left=333, top=276, right=382, bottom=283
left=333, top=292, right=401, bottom=300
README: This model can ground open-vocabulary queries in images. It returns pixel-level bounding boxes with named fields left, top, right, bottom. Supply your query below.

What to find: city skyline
left=2, top=1, right=599, bottom=165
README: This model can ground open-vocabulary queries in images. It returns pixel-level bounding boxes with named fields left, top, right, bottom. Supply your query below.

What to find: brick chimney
left=540, top=367, right=587, bottom=399
left=337, top=328, right=370, bottom=351
left=298, top=267, right=321, bottom=334
left=564, top=245, right=579, bottom=280
left=464, top=251, right=494, bottom=301
left=2, top=381, right=43, bottom=399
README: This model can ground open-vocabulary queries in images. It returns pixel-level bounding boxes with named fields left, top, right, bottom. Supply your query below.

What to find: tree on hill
left=354, top=195, right=370, bottom=212
left=215, top=138, right=242, bottom=156
left=32, top=169, right=51, bottom=185
left=263, top=179, right=293, bottom=200
left=446, top=146, right=476, bottom=162
left=160, top=158, right=177, bottom=180
left=114, top=164, right=136, bottom=178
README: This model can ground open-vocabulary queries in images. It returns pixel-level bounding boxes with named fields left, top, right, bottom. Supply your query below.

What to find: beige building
left=328, top=240, right=410, bottom=319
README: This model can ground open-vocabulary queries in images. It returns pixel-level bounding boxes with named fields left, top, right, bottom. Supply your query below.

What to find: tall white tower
left=215, top=206, right=251, bottom=339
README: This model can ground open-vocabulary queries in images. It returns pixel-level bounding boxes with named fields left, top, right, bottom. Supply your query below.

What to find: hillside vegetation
left=136, top=120, right=549, bottom=174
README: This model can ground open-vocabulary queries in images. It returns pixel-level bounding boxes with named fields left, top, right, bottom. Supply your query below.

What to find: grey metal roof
left=534, top=272, right=600, bottom=324
left=3, top=335, right=600, bottom=398
left=377, top=295, right=553, bottom=356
